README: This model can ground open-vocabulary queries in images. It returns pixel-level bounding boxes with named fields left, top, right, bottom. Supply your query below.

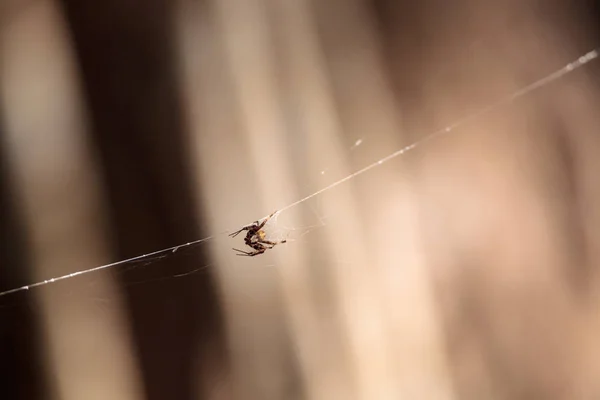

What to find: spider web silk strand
left=0, top=48, right=597, bottom=298
left=275, top=49, right=599, bottom=215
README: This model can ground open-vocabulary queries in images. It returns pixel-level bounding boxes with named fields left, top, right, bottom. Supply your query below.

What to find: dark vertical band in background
left=0, top=117, right=47, bottom=399
left=56, top=1, right=226, bottom=399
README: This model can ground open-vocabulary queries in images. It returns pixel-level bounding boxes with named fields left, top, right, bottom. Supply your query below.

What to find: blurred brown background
left=1, top=0, right=600, bottom=399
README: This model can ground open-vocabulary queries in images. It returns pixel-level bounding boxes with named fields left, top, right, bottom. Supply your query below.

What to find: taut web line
left=0, top=48, right=597, bottom=298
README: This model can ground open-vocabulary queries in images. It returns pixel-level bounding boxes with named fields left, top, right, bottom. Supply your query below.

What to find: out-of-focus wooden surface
left=1, top=0, right=600, bottom=399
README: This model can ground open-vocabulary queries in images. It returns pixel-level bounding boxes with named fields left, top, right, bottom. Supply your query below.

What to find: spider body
left=229, top=211, right=287, bottom=256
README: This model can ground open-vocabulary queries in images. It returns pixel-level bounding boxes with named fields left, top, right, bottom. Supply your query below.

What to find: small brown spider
left=228, top=211, right=287, bottom=256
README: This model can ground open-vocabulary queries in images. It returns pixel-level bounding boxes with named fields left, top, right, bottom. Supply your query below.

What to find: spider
left=228, top=211, right=287, bottom=256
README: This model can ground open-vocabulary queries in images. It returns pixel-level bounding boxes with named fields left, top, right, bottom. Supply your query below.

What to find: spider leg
left=260, top=239, right=287, bottom=247
left=230, top=211, right=278, bottom=237
left=255, top=211, right=278, bottom=231
left=228, top=227, right=248, bottom=238
left=232, top=248, right=254, bottom=255
left=232, top=248, right=264, bottom=257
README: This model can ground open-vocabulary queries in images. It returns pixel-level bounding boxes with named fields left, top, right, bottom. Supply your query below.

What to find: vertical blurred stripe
left=0, top=1, right=142, bottom=399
